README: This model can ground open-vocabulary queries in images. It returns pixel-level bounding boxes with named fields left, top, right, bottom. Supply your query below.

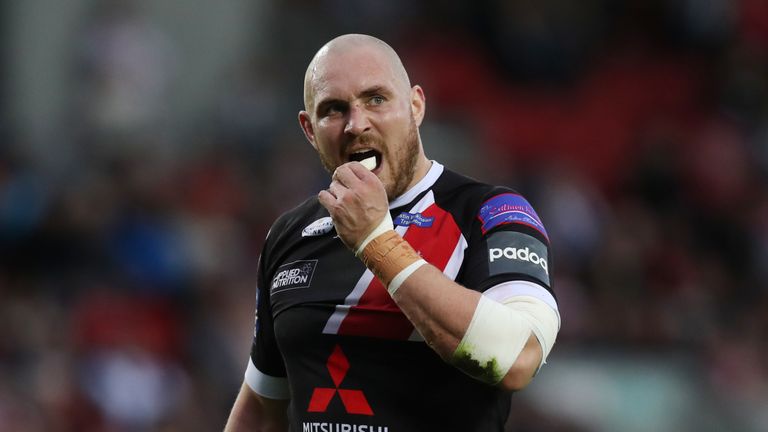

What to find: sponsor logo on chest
left=301, top=422, right=388, bottom=432
left=271, top=260, right=318, bottom=294
left=304, top=345, right=389, bottom=431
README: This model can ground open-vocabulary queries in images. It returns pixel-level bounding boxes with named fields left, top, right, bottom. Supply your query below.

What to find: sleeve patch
left=487, top=231, right=550, bottom=286
left=478, top=193, right=548, bottom=238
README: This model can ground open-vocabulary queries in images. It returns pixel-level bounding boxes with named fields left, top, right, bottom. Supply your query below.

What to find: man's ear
left=410, top=85, right=426, bottom=127
left=298, top=111, right=317, bottom=150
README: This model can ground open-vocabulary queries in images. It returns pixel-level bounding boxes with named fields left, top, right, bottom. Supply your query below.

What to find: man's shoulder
left=267, top=195, right=325, bottom=242
left=435, top=167, right=519, bottom=207
left=432, top=166, right=546, bottom=237
left=279, top=194, right=324, bottom=221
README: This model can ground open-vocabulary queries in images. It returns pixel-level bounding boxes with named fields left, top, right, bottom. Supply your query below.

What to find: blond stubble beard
left=317, top=117, right=420, bottom=201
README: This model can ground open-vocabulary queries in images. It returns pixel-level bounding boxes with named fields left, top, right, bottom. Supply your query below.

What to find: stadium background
left=2, top=0, right=767, bottom=431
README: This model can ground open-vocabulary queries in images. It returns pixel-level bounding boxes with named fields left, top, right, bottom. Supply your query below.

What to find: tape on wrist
left=359, top=230, right=422, bottom=292
left=387, top=258, right=427, bottom=295
left=355, top=211, right=394, bottom=256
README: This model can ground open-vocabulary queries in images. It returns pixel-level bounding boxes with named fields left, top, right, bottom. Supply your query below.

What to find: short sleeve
left=246, top=238, right=290, bottom=399
left=460, top=190, right=555, bottom=300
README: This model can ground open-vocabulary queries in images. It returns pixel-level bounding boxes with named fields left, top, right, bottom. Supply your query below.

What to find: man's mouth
left=348, top=149, right=382, bottom=171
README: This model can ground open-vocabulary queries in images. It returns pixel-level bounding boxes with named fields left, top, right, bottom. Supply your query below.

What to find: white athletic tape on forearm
left=453, top=295, right=559, bottom=384
left=355, top=211, right=394, bottom=256
left=454, top=296, right=530, bottom=384
left=502, top=295, right=559, bottom=368
left=387, top=258, right=427, bottom=295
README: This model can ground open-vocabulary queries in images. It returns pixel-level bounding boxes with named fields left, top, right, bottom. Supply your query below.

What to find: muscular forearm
left=390, top=264, right=479, bottom=358
left=387, top=262, right=543, bottom=391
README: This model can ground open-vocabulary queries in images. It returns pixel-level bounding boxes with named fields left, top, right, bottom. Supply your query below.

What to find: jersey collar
left=388, top=160, right=444, bottom=209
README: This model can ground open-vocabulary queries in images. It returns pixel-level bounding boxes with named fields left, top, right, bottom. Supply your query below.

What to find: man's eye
left=369, top=96, right=385, bottom=105
left=324, top=103, right=345, bottom=116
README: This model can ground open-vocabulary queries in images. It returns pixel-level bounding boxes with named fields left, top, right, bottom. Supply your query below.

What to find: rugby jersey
left=247, top=161, right=557, bottom=432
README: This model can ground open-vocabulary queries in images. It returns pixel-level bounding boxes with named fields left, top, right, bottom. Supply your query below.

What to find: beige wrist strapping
left=356, top=215, right=426, bottom=295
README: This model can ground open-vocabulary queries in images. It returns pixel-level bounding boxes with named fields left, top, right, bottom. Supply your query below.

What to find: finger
left=333, top=163, right=364, bottom=188
left=328, top=180, right=346, bottom=199
left=318, top=189, right=336, bottom=210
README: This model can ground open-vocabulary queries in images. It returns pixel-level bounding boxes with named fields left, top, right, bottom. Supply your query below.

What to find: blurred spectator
left=77, top=0, right=176, bottom=149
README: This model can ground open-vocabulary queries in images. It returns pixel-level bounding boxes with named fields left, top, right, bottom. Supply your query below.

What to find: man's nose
left=344, top=103, right=371, bottom=136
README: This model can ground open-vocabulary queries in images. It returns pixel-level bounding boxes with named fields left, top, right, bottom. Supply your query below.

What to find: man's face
left=300, top=47, right=424, bottom=200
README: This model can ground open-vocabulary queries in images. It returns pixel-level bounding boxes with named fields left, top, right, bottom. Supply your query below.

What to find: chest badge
left=302, top=216, right=334, bottom=237
left=394, top=211, right=434, bottom=228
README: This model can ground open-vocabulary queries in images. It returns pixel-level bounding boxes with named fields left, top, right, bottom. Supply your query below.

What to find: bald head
left=303, top=34, right=411, bottom=112
left=297, top=34, right=430, bottom=201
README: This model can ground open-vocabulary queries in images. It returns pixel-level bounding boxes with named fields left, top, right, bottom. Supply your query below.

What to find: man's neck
left=388, top=158, right=442, bottom=209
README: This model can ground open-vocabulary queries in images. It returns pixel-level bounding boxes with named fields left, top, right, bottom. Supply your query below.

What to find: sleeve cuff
left=483, top=280, right=558, bottom=312
left=244, top=358, right=290, bottom=400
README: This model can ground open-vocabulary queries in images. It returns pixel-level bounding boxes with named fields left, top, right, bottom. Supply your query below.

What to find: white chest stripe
left=388, top=161, right=444, bottom=209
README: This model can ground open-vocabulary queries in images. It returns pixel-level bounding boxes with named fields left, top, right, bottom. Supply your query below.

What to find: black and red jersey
left=247, top=161, right=557, bottom=432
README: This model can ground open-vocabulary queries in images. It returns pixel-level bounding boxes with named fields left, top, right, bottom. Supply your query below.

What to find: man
left=225, top=34, right=560, bottom=432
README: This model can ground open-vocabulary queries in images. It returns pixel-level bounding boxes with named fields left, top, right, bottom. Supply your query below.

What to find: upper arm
left=225, top=382, right=289, bottom=432
left=250, top=241, right=289, bottom=394
left=460, top=190, right=560, bottom=390
left=469, top=190, right=553, bottom=294
left=226, top=228, right=291, bottom=431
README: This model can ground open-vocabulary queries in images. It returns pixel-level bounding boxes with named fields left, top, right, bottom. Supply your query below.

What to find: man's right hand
left=318, top=162, right=389, bottom=251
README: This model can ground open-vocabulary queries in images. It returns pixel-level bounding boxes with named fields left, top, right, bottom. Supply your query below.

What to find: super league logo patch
left=271, top=260, right=318, bottom=294
left=393, top=212, right=434, bottom=228
left=478, top=193, right=548, bottom=238
left=302, top=217, right=334, bottom=237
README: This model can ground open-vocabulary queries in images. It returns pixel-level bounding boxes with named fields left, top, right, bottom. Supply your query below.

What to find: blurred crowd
left=1, top=0, right=767, bottom=431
